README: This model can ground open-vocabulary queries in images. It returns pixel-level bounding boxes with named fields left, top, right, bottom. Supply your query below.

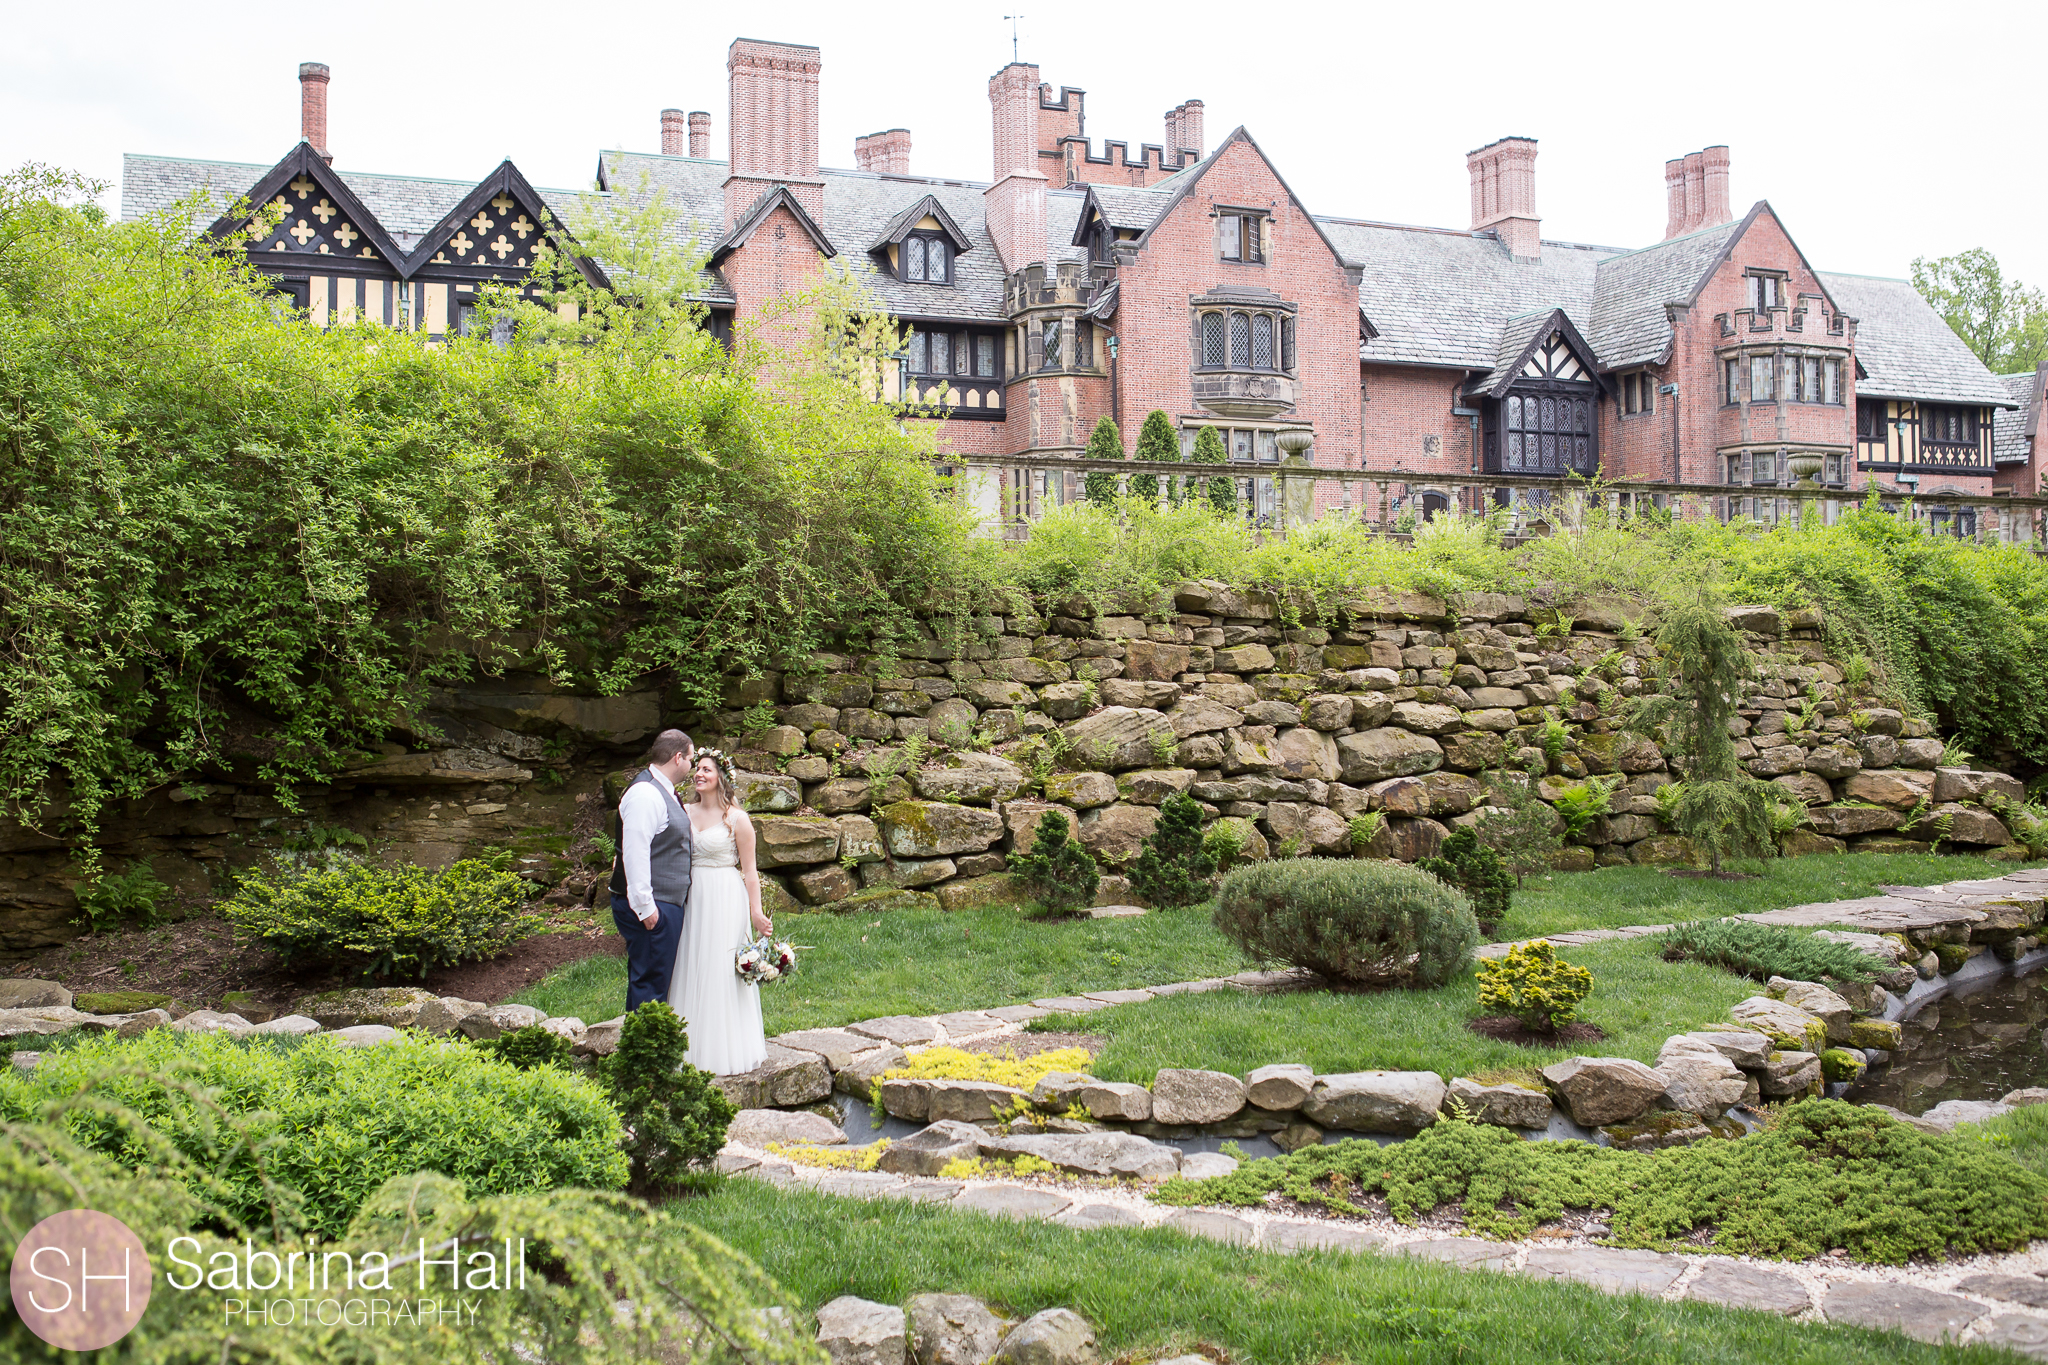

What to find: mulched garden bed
left=1466, top=1015, right=1607, bottom=1048
left=8, top=907, right=622, bottom=1014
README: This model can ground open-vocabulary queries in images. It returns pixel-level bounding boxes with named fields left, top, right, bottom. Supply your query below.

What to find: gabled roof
left=1068, top=183, right=1172, bottom=244
left=201, top=143, right=410, bottom=271
left=1820, top=271, right=2021, bottom=407
left=1132, top=128, right=1352, bottom=271
left=408, top=159, right=608, bottom=287
left=1581, top=212, right=1749, bottom=368
left=868, top=194, right=973, bottom=256
left=711, top=184, right=838, bottom=265
left=1994, top=367, right=2042, bottom=465
left=1466, top=308, right=1614, bottom=398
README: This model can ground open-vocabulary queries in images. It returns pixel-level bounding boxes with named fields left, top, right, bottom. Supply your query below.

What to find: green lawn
left=678, top=1177, right=1993, bottom=1365
left=1498, top=851, right=2042, bottom=940
left=511, top=905, right=1243, bottom=1032
left=1045, top=937, right=1755, bottom=1083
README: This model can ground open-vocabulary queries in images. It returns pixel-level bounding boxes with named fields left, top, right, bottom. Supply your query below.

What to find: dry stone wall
left=693, top=585, right=2030, bottom=912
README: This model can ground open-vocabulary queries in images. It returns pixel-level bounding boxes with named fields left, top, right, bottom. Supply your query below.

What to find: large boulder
left=728, top=1109, right=849, bottom=1148
left=1301, top=1071, right=1447, bottom=1134
left=877, top=801, right=1006, bottom=858
left=1166, top=697, right=1246, bottom=739
left=1838, top=768, right=1936, bottom=810
left=753, top=816, right=843, bottom=868
left=1766, top=978, right=1853, bottom=1043
left=907, top=1293, right=1010, bottom=1365
left=1336, top=728, right=1444, bottom=783
left=1447, top=1078, right=1552, bottom=1129
left=296, top=987, right=440, bottom=1030
left=1076, top=803, right=1160, bottom=865
left=1074, top=1081, right=1152, bottom=1121
left=816, top=1296, right=908, bottom=1365
left=1730, top=996, right=1828, bottom=1052
left=991, top=1308, right=1097, bottom=1365
left=1806, top=804, right=1904, bottom=838
left=1932, top=767, right=2027, bottom=805
left=735, top=770, right=802, bottom=813
left=1757, top=1050, right=1822, bottom=1097
left=1677, top=1031, right=1774, bottom=1069
left=1150, top=1069, right=1246, bottom=1125
left=1061, top=707, right=1175, bottom=771
left=1123, top=641, right=1192, bottom=682
left=1653, top=1037, right=1749, bottom=1115
left=876, top=1120, right=986, bottom=1176
left=0, top=980, right=70, bottom=1009
left=1539, top=1057, right=1666, bottom=1127
left=1245, top=1063, right=1315, bottom=1111
left=1270, top=727, right=1340, bottom=781
left=936, top=873, right=1033, bottom=912
left=1263, top=802, right=1351, bottom=856
left=1390, top=701, right=1463, bottom=735
left=913, top=753, right=1027, bottom=806
left=1041, top=771, right=1119, bottom=809
left=1117, top=768, right=1197, bottom=805
left=979, top=1132, right=1182, bottom=1180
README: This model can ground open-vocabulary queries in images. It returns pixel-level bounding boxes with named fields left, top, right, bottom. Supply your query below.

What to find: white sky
left=5, top=0, right=2043, bottom=285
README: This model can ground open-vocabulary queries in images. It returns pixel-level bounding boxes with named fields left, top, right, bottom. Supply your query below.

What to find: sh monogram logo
left=10, top=1209, right=153, bottom=1349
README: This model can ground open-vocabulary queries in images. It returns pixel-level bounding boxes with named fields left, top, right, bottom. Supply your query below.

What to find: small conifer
left=1010, top=810, right=1099, bottom=913
left=1126, top=792, right=1218, bottom=908
left=1417, top=827, right=1513, bottom=933
left=1083, top=415, right=1124, bottom=502
left=1130, top=409, right=1176, bottom=502
left=1190, top=424, right=1234, bottom=513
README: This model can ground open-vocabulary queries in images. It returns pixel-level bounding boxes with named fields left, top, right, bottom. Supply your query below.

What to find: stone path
left=722, top=1147, right=2048, bottom=1351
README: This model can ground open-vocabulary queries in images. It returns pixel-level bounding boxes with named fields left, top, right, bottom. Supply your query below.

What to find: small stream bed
left=1849, top=960, right=2048, bottom=1112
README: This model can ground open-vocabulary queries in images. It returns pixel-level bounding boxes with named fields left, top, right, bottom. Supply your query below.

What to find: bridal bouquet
left=734, top=934, right=799, bottom=985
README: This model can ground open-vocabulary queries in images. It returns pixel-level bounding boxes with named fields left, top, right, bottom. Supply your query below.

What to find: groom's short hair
left=647, top=730, right=694, bottom=765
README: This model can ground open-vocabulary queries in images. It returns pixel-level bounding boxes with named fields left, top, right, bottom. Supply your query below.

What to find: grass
left=676, top=1177, right=1992, bottom=1365
left=1497, top=851, right=2042, bottom=940
left=510, top=905, right=1243, bottom=1032
left=1969, top=1104, right=2048, bottom=1179
left=1045, top=937, right=1754, bottom=1082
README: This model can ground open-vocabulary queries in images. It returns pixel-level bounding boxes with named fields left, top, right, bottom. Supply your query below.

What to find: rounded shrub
left=1475, top=939, right=1593, bottom=1030
left=1212, top=857, right=1479, bottom=989
left=0, top=1029, right=627, bottom=1238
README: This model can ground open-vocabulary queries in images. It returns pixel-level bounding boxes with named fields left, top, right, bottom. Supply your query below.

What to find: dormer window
left=1747, top=271, right=1784, bottom=312
left=903, top=233, right=952, bottom=284
left=1218, top=211, right=1265, bottom=264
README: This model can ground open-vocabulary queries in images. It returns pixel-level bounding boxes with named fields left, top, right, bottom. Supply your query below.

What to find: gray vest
left=608, top=768, right=694, bottom=905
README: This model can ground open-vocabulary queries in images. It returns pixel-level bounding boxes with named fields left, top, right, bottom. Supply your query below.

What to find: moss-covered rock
left=1933, top=941, right=1974, bottom=975
left=1847, top=1017, right=1903, bottom=1051
left=71, top=989, right=180, bottom=1016
left=1820, top=1048, right=1868, bottom=1084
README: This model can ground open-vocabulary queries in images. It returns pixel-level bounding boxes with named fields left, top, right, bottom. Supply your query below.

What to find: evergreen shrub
left=1190, top=424, right=1233, bottom=512
left=1473, top=940, right=1593, bottom=1031
left=479, top=1023, right=575, bottom=1071
left=0, top=1028, right=627, bottom=1237
left=1010, top=810, right=1100, bottom=913
left=600, top=1003, right=735, bottom=1192
left=1130, top=409, right=1176, bottom=501
left=1212, top=858, right=1479, bottom=989
left=1416, top=827, right=1512, bottom=932
left=1083, top=415, right=1123, bottom=503
left=1126, top=792, right=1217, bottom=907
left=222, top=858, right=541, bottom=979
left=1659, top=918, right=1889, bottom=984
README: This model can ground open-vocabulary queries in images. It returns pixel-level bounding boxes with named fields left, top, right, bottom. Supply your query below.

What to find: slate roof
left=1582, top=219, right=1744, bottom=367
left=1994, top=369, right=2040, bottom=465
left=1819, top=272, right=2017, bottom=407
left=121, top=151, right=585, bottom=254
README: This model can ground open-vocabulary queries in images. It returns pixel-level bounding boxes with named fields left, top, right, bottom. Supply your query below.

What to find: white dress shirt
left=619, top=777, right=674, bottom=922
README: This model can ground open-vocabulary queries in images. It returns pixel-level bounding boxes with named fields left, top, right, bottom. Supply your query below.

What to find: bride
left=669, top=749, right=771, bottom=1075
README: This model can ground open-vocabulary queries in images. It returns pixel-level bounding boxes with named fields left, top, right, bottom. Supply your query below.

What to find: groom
left=610, top=729, right=696, bottom=1011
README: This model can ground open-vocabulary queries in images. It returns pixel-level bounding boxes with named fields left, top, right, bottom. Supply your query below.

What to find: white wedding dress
left=669, top=818, right=767, bottom=1075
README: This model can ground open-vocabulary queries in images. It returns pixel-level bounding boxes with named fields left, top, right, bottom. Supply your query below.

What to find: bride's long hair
left=689, top=753, right=739, bottom=829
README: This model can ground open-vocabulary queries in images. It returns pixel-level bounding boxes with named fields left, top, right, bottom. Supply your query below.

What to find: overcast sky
left=7, top=0, right=2043, bottom=286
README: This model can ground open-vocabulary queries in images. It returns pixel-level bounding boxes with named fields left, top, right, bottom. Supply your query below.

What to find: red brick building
left=126, top=41, right=2022, bottom=530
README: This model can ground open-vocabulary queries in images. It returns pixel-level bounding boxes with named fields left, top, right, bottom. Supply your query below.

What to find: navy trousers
left=613, top=894, right=684, bottom=1013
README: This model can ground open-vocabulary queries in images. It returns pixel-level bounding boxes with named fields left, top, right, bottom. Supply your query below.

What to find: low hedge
left=0, top=1029, right=627, bottom=1237
left=1212, top=857, right=1479, bottom=989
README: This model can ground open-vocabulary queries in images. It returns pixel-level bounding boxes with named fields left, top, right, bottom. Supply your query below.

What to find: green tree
left=1126, top=792, right=1218, bottom=907
left=1417, top=827, right=1513, bottom=933
left=1010, top=810, right=1099, bottom=913
left=600, top=1003, right=736, bottom=1191
left=1624, top=584, right=1772, bottom=873
left=1190, top=424, right=1235, bottom=514
left=1131, top=408, right=1177, bottom=502
left=1911, top=248, right=2048, bottom=374
left=1083, top=414, right=1124, bottom=502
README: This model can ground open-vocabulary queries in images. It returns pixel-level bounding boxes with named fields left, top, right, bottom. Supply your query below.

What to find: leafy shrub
left=1083, top=414, right=1123, bottom=502
left=1010, top=810, right=1099, bottom=914
left=1155, top=1098, right=2048, bottom=1264
left=479, top=1023, right=574, bottom=1071
left=1416, top=827, right=1512, bottom=932
left=1659, top=917, right=1889, bottom=984
left=1346, top=811, right=1386, bottom=855
left=1550, top=775, right=1618, bottom=843
left=1126, top=793, right=1217, bottom=907
left=223, top=857, right=542, bottom=979
left=880, top=1045, right=1092, bottom=1091
left=600, top=1003, right=735, bottom=1192
left=1201, top=819, right=1250, bottom=872
left=74, top=858, right=168, bottom=932
left=1212, top=858, right=1479, bottom=989
left=1474, top=940, right=1593, bottom=1031
left=0, top=1028, right=627, bottom=1238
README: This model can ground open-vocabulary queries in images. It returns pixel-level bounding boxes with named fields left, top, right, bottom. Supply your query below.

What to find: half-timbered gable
left=407, top=161, right=607, bottom=341
left=199, top=143, right=408, bottom=325
left=1467, top=310, right=1611, bottom=480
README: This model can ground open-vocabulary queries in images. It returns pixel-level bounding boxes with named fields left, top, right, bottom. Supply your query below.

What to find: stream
left=1849, top=957, right=2048, bottom=1112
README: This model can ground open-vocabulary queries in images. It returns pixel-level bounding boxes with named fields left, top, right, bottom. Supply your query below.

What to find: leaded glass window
left=1252, top=314, right=1273, bottom=369
left=1202, top=312, right=1225, bottom=366
left=1229, top=312, right=1249, bottom=367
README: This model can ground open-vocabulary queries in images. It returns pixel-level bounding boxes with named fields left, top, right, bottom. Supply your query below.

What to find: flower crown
left=691, top=746, right=739, bottom=787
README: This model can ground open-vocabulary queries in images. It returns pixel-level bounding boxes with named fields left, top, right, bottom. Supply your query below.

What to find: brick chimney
left=724, top=38, right=823, bottom=226
left=854, top=128, right=911, bottom=175
left=298, top=62, right=332, bottom=165
left=985, top=62, right=1048, bottom=273
left=1467, top=136, right=1539, bottom=261
left=1165, top=100, right=1204, bottom=161
left=661, top=108, right=687, bottom=156
left=1663, top=145, right=1732, bottom=238
left=689, top=111, right=711, bottom=158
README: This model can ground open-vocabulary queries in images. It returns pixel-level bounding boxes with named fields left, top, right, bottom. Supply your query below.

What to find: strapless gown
left=668, top=820, right=767, bottom=1075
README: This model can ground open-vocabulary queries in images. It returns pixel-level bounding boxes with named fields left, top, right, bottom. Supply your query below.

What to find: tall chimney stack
left=724, top=38, right=823, bottom=226
left=1165, top=100, right=1205, bottom=162
left=985, top=62, right=1049, bottom=274
left=689, top=111, right=711, bottom=158
left=1662, top=145, right=1733, bottom=238
left=1467, top=136, right=1540, bottom=262
left=298, top=62, right=332, bottom=165
left=661, top=108, right=688, bottom=156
